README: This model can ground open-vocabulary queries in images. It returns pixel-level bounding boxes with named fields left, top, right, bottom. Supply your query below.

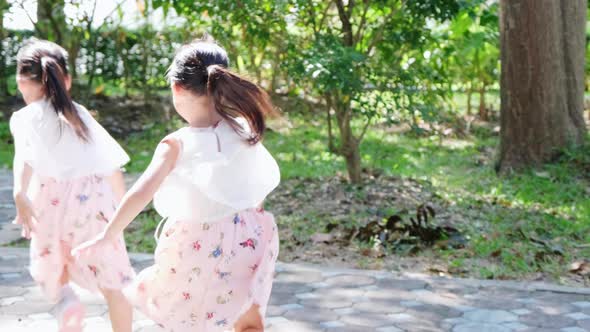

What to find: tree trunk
left=335, top=100, right=362, bottom=183
left=478, top=83, right=487, bottom=120
left=498, top=0, right=588, bottom=173
left=325, top=94, right=336, bottom=153
left=466, top=83, right=472, bottom=115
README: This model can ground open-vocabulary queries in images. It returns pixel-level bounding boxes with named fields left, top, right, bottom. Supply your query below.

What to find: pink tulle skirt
left=125, top=209, right=279, bottom=332
left=29, top=175, right=135, bottom=302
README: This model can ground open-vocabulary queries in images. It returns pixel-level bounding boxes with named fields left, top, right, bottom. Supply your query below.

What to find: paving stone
left=578, top=319, right=590, bottom=330
left=566, top=312, right=590, bottom=320
left=1, top=272, right=22, bottom=280
left=453, top=305, right=477, bottom=312
left=278, top=303, right=303, bottom=311
left=314, top=287, right=367, bottom=299
left=272, top=282, right=312, bottom=294
left=533, top=303, right=576, bottom=315
left=0, top=295, right=24, bottom=306
left=0, top=299, right=53, bottom=315
left=0, top=286, right=29, bottom=299
left=376, top=327, right=404, bottom=332
left=274, top=270, right=323, bottom=284
left=320, top=320, right=346, bottom=328
left=266, top=316, right=290, bottom=326
left=519, top=313, right=576, bottom=329
left=294, top=292, right=317, bottom=299
left=441, top=317, right=468, bottom=330
left=339, top=313, right=395, bottom=328
left=376, top=278, right=428, bottom=290
left=365, top=289, right=416, bottom=301
left=463, top=309, right=517, bottom=323
left=388, top=312, right=416, bottom=322
left=468, top=297, right=525, bottom=310
left=323, top=274, right=376, bottom=288
left=560, top=327, right=587, bottom=332
left=327, top=325, right=374, bottom=332
left=502, top=322, right=529, bottom=331
left=299, top=298, right=353, bottom=309
left=400, top=300, right=423, bottom=307
left=267, top=320, right=320, bottom=332
left=572, top=302, right=590, bottom=309
left=308, top=281, right=329, bottom=289
left=265, top=305, right=286, bottom=317
left=268, top=294, right=297, bottom=306
left=410, top=303, right=462, bottom=318
left=453, top=323, right=511, bottom=332
left=352, top=300, right=405, bottom=314
left=334, top=307, right=357, bottom=315
left=394, top=320, right=445, bottom=332
left=516, top=298, right=537, bottom=304
left=284, top=308, right=338, bottom=322
left=511, top=308, right=532, bottom=315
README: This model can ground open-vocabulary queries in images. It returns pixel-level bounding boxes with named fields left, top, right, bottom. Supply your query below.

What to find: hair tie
left=40, top=56, right=50, bottom=68
left=207, top=64, right=221, bottom=77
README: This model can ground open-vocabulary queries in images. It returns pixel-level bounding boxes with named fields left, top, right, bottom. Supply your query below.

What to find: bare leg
left=59, top=266, right=69, bottom=286
left=55, top=266, right=85, bottom=331
left=101, top=288, right=133, bottom=332
left=234, top=304, right=264, bottom=332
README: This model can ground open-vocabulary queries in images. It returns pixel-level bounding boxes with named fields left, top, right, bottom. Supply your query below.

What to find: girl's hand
left=71, top=231, right=114, bottom=258
left=13, top=193, right=37, bottom=239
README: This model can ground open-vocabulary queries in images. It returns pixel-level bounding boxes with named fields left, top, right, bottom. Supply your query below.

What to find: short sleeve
left=77, top=105, right=130, bottom=173
left=9, top=112, right=34, bottom=166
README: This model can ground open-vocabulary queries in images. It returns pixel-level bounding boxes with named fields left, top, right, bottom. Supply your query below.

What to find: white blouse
left=153, top=118, right=280, bottom=223
left=10, top=99, right=129, bottom=180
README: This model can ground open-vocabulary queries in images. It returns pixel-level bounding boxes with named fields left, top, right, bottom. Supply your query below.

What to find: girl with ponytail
left=74, top=37, right=280, bottom=332
left=11, top=39, right=135, bottom=332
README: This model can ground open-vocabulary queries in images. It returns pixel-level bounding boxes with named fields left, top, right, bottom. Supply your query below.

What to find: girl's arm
left=107, top=169, right=126, bottom=203
left=12, top=158, right=35, bottom=238
left=93, top=139, right=180, bottom=243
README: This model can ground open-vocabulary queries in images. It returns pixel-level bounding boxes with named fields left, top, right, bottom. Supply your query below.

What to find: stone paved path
left=2, top=169, right=590, bottom=331
left=0, top=169, right=20, bottom=246
left=1, top=248, right=590, bottom=332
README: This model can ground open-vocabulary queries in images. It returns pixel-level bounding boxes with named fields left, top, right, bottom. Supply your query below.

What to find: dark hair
left=16, top=38, right=89, bottom=141
left=167, top=37, right=274, bottom=143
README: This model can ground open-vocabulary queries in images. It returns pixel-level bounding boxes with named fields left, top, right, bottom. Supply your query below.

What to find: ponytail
left=41, top=56, right=89, bottom=141
left=206, top=65, right=273, bottom=144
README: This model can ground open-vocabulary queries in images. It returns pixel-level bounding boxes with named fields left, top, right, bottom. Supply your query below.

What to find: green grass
left=0, top=122, right=13, bottom=169
left=261, top=115, right=589, bottom=280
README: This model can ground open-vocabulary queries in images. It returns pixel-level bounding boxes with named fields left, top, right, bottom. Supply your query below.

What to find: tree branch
left=356, top=116, right=372, bottom=144
left=16, top=1, right=42, bottom=35
left=316, top=0, right=333, bottom=36
left=366, top=9, right=396, bottom=55
left=354, top=0, right=370, bottom=44
left=335, top=0, right=354, bottom=46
